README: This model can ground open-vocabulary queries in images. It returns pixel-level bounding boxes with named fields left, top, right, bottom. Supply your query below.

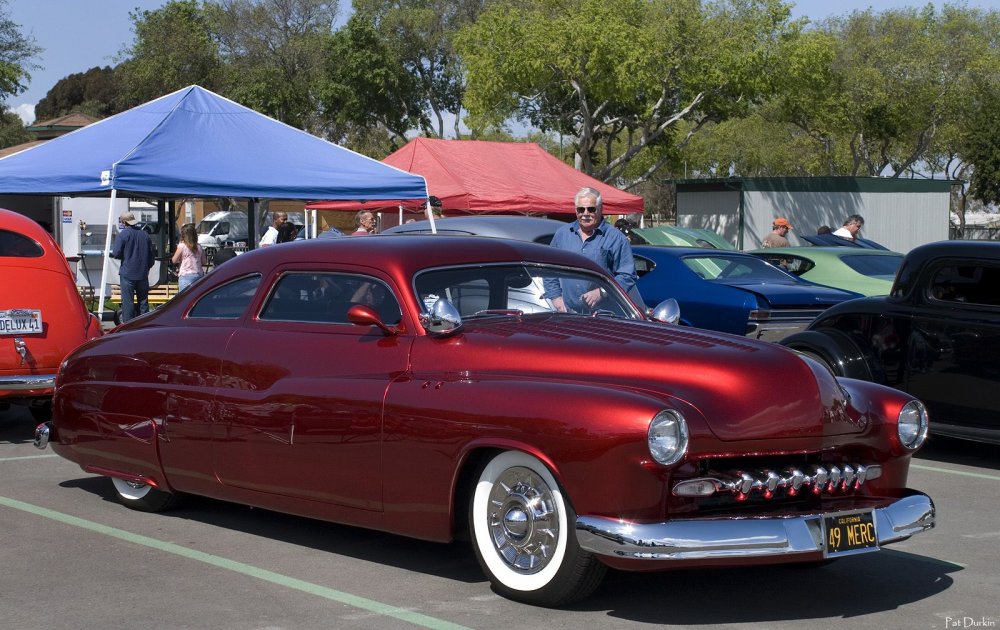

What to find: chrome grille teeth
left=676, top=463, right=881, bottom=499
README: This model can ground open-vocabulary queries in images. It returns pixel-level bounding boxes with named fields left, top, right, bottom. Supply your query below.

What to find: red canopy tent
left=306, top=137, right=644, bottom=216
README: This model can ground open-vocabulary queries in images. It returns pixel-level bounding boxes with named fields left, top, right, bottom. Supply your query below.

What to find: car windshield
left=840, top=254, right=903, bottom=280
left=682, top=254, right=794, bottom=282
left=414, top=263, right=641, bottom=319
left=197, top=221, right=221, bottom=235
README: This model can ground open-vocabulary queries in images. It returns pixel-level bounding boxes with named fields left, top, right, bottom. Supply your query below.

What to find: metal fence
left=950, top=227, right=1000, bottom=240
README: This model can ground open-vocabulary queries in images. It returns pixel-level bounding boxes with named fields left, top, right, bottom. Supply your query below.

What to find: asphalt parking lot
left=2, top=404, right=997, bottom=630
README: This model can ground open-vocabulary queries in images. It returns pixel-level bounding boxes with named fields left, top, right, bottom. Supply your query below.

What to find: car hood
left=722, top=281, right=859, bottom=307
left=416, top=314, right=860, bottom=442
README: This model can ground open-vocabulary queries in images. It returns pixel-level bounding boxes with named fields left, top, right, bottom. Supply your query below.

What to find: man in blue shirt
left=111, top=211, right=155, bottom=321
left=544, top=187, right=639, bottom=312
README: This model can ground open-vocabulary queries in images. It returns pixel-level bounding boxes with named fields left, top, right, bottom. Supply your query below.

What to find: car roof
left=209, top=234, right=609, bottom=284
left=381, top=215, right=566, bottom=242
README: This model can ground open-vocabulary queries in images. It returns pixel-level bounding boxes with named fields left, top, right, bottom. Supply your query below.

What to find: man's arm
left=608, top=235, right=637, bottom=293
left=110, top=229, right=125, bottom=260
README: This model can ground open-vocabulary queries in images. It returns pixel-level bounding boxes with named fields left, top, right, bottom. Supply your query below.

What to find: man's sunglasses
left=575, top=206, right=598, bottom=213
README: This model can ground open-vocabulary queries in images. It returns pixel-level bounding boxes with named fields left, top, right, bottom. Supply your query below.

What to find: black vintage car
left=781, top=240, right=1000, bottom=445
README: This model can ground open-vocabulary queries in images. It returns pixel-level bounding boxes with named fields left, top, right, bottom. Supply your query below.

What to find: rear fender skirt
left=781, top=329, right=874, bottom=381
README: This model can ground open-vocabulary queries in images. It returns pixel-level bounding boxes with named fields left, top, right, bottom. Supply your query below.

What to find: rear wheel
left=111, top=477, right=179, bottom=512
left=469, top=451, right=606, bottom=606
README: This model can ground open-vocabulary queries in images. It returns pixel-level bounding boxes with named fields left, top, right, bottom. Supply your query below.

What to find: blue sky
left=8, top=0, right=1000, bottom=124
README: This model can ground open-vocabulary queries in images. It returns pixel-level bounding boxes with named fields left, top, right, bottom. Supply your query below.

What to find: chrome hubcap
left=487, top=466, right=560, bottom=574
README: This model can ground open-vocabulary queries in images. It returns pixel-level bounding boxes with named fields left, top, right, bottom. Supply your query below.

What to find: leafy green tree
left=205, top=0, right=338, bottom=132
left=457, top=0, right=796, bottom=187
left=35, top=66, right=119, bottom=119
left=354, top=0, right=490, bottom=138
left=0, top=0, right=41, bottom=105
left=763, top=5, right=1000, bottom=179
left=0, top=106, right=29, bottom=148
left=316, top=13, right=425, bottom=149
left=116, top=0, right=223, bottom=109
left=963, top=82, right=1000, bottom=207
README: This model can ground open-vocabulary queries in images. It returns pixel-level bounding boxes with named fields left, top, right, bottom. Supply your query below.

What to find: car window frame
left=186, top=273, right=262, bottom=320
left=922, top=258, right=1000, bottom=310
left=257, top=270, right=403, bottom=326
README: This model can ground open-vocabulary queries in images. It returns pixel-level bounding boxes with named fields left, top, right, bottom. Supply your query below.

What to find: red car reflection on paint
left=36, top=235, right=934, bottom=606
left=1, top=208, right=101, bottom=419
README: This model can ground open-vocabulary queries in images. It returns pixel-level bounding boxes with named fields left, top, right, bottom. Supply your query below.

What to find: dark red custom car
left=1, top=208, right=102, bottom=419
left=36, top=236, right=934, bottom=606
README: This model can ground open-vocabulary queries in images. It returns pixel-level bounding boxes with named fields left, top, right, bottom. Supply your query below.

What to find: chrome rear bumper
left=576, top=492, right=934, bottom=560
left=0, top=374, right=56, bottom=392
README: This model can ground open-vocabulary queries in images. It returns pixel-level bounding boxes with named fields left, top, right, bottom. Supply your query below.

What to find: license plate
left=824, top=510, right=878, bottom=557
left=0, top=309, right=43, bottom=335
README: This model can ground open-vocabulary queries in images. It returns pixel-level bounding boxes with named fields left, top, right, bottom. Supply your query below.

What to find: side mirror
left=649, top=298, right=681, bottom=324
left=419, top=298, right=463, bottom=336
left=347, top=304, right=398, bottom=335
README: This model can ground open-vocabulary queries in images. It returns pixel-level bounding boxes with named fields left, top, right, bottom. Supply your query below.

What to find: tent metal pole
left=96, top=189, right=118, bottom=317
left=426, top=199, right=436, bottom=234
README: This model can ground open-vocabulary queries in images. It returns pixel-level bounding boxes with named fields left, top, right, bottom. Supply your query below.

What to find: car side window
left=260, top=272, right=401, bottom=325
left=928, top=263, right=1000, bottom=306
left=759, top=255, right=811, bottom=275
left=633, top=255, right=654, bottom=277
left=0, top=229, right=43, bottom=257
left=188, top=275, right=261, bottom=318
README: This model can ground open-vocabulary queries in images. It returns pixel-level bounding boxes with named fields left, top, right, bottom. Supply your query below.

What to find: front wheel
left=469, top=451, right=606, bottom=606
left=111, top=477, right=179, bottom=512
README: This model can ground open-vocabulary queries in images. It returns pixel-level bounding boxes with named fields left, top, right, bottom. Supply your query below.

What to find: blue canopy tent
left=0, top=85, right=428, bottom=313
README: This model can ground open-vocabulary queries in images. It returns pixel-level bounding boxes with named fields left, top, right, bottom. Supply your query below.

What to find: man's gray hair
left=574, top=187, right=603, bottom=212
left=355, top=209, right=373, bottom=227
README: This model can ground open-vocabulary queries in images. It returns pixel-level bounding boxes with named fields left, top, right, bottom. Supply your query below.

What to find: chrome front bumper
left=0, top=374, right=56, bottom=392
left=576, top=492, right=934, bottom=560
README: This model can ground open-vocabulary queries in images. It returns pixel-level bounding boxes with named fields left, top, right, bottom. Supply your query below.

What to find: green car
left=748, top=247, right=904, bottom=296
left=632, top=225, right=735, bottom=250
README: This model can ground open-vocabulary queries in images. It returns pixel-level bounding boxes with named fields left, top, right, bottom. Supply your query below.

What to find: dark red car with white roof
left=1, top=208, right=102, bottom=419
left=35, top=235, right=934, bottom=606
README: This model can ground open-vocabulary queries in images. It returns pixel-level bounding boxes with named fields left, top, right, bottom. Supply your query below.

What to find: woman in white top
left=172, top=223, right=206, bottom=291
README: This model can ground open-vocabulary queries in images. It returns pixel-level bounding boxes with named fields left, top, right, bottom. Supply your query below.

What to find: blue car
left=632, top=246, right=863, bottom=341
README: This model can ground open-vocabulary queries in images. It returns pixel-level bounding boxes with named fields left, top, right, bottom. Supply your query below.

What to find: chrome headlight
left=897, top=400, right=929, bottom=450
left=648, top=410, right=689, bottom=466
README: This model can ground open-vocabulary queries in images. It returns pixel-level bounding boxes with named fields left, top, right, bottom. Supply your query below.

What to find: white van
left=196, top=211, right=248, bottom=255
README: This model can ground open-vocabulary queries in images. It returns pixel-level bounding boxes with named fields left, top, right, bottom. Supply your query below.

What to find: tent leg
left=97, top=190, right=118, bottom=317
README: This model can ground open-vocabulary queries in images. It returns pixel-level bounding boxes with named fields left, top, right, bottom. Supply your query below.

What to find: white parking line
left=0, top=494, right=473, bottom=630
left=0, top=454, right=59, bottom=462
left=911, top=463, right=1000, bottom=482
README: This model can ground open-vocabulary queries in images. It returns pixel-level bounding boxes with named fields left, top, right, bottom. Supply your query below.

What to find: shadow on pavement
left=916, top=435, right=1000, bottom=471
left=58, top=474, right=957, bottom=620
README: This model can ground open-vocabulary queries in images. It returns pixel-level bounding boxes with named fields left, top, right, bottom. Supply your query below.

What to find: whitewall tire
left=469, top=451, right=605, bottom=606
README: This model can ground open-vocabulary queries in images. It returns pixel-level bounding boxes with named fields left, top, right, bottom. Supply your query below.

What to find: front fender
left=781, top=329, right=874, bottom=381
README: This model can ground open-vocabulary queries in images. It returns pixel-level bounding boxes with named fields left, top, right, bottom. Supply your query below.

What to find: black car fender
left=781, top=329, right=874, bottom=381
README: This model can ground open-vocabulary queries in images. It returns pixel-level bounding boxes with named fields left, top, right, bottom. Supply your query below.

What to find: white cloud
left=14, top=103, right=35, bottom=125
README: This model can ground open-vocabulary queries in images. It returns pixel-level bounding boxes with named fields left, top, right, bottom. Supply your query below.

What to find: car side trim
left=576, top=491, right=934, bottom=560
left=0, top=374, right=56, bottom=391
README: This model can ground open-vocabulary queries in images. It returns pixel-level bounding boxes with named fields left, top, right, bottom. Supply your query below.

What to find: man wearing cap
left=761, top=218, right=793, bottom=248
left=111, top=211, right=155, bottom=322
